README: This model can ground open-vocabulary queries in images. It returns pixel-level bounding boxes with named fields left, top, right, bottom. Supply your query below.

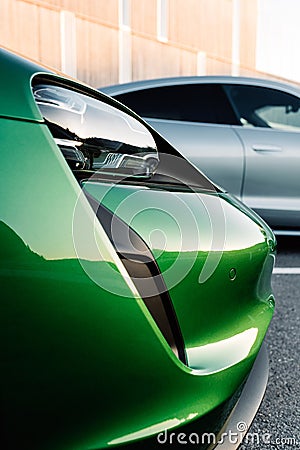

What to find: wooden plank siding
left=168, top=0, right=233, bottom=60
left=0, top=0, right=298, bottom=88
left=132, top=35, right=197, bottom=80
left=76, top=18, right=119, bottom=87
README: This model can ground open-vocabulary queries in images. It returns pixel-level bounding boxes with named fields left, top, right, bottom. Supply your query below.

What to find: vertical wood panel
left=0, top=0, right=297, bottom=89
left=76, top=19, right=119, bottom=87
left=14, top=1, right=40, bottom=60
left=24, top=0, right=119, bottom=24
left=168, top=0, right=233, bottom=60
left=132, top=36, right=196, bottom=80
left=206, top=57, right=232, bottom=76
left=131, top=0, right=156, bottom=36
left=0, top=0, right=18, bottom=50
left=66, top=0, right=119, bottom=25
left=240, top=0, right=257, bottom=68
left=38, top=7, right=61, bottom=69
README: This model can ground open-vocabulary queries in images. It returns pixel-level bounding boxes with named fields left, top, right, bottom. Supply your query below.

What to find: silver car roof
left=101, top=76, right=300, bottom=98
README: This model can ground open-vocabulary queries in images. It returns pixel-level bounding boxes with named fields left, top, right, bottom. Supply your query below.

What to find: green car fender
left=0, top=48, right=275, bottom=449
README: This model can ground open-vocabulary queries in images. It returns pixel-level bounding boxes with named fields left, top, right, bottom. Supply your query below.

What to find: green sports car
left=0, top=48, right=275, bottom=449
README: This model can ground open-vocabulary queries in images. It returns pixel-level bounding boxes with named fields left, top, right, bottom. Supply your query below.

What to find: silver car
left=101, top=76, right=300, bottom=234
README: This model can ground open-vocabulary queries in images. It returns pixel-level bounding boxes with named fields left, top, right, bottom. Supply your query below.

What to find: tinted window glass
left=225, top=84, right=300, bottom=131
left=32, top=79, right=218, bottom=193
left=32, top=83, right=159, bottom=177
left=114, top=84, right=239, bottom=125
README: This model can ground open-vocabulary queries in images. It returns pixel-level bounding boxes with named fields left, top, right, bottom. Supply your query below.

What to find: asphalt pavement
left=242, top=236, right=300, bottom=449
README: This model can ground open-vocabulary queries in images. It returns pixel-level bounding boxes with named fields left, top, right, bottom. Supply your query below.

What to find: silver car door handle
left=252, top=144, right=282, bottom=152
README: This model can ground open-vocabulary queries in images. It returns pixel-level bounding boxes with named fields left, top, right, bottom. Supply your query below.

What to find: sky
left=256, top=0, right=300, bottom=82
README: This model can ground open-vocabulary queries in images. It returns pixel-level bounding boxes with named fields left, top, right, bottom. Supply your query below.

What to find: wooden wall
left=0, top=0, right=61, bottom=69
left=0, top=0, right=295, bottom=88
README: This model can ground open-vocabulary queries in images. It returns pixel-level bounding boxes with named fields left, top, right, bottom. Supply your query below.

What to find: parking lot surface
left=243, top=237, right=300, bottom=449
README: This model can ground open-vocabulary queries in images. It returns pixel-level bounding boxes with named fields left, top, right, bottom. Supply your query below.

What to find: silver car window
left=114, top=84, right=239, bottom=125
left=225, top=84, right=300, bottom=131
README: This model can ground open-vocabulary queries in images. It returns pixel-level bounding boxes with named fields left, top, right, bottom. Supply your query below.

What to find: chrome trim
left=214, top=343, right=269, bottom=449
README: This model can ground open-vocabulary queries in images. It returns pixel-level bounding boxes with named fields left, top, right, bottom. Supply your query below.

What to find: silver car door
left=227, top=84, right=300, bottom=229
left=146, top=119, right=244, bottom=198
left=113, top=83, right=244, bottom=198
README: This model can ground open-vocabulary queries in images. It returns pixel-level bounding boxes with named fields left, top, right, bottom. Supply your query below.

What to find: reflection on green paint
left=0, top=48, right=275, bottom=449
left=86, top=179, right=274, bottom=374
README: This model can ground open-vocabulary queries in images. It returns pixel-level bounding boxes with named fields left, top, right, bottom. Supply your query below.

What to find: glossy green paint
left=0, top=49, right=48, bottom=121
left=0, top=120, right=266, bottom=448
left=0, top=49, right=275, bottom=449
left=84, top=182, right=275, bottom=371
